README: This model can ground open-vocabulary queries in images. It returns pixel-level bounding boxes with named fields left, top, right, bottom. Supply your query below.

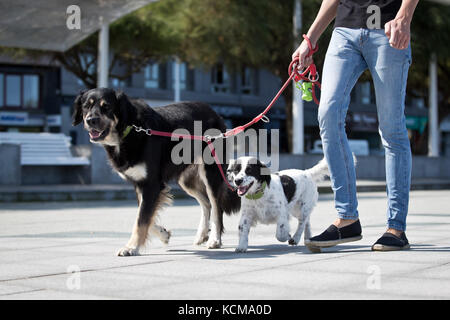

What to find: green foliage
left=173, top=0, right=294, bottom=76
left=409, top=1, right=450, bottom=98
left=1, top=0, right=448, bottom=119
left=53, top=0, right=183, bottom=88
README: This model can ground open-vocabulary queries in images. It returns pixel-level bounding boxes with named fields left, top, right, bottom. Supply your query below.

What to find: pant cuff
left=337, top=212, right=359, bottom=220
left=387, top=221, right=406, bottom=232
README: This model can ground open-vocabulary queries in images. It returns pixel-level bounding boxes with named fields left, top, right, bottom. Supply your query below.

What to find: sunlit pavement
left=0, top=190, right=449, bottom=299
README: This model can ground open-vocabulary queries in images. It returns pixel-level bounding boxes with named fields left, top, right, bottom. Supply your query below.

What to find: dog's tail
left=218, top=184, right=241, bottom=215
left=306, top=154, right=357, bottom=183
left=305, top=158, right=329, bottom=183
left=216, top=180, right=241, bottom=236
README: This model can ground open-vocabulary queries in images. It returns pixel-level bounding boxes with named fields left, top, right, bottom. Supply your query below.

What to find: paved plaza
left=0, top=190, right=449, bottom=300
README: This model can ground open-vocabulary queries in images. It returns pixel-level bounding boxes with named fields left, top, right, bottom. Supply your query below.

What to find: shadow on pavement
left=166, top=243, right=371, bottom=260
left=409, top=244, right=450, bottom=252
left=0, top=231, right=130, bottom=238
left=166, top=247, right=297, bottom=260
left=0, top=198, right=199, bottom=211
left=163, top=243, right=450, bottom=259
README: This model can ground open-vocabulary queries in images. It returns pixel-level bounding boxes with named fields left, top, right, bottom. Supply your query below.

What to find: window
left=23, top=75, right=39, bottom=108
left=172, top=61, right=186, bottom=91
left=360, top=81, right=371, bottom=104
left=6, top=75, right=21, bottom=106
left=0, top=74, right=3, bottom=107
left=173, top=62, right=194, bottom=91
left=211, top=64, right=230, bottom=93
left=77, top=54, right=95, bottom=86
left=111, top=78, right=120, bottom=87
left=0, top=73, right=40, bottom=109
left=111, top=77, right=130, bottom=88
left=145, top=63, right=159, bottom=89
left=241, top=67, right=257, bottom=95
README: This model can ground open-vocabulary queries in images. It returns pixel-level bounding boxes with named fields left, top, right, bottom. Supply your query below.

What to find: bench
left=0, top=132, right=89, bottom=166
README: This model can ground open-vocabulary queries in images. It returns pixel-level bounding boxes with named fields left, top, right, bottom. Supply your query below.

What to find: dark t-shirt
left=334, top=0, right=402, bottom=29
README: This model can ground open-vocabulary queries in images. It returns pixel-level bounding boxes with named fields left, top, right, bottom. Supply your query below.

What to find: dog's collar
left=122, top=125, right=133, bottom=139
left=245, top=181, right=267, bottom=200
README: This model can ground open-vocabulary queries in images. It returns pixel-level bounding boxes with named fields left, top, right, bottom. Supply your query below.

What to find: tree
left=170, top=0, right=450, bottom=152
left=171, top=0, right=330, bottom=151
left=1, top=0, right=448, bottom=153
left=55, top=2, right=181, bottom=88
left=402, top=0, right=450, bottom=154
left=0, top=1, right=183, bottom=89
left=409, top=1, right=450, bottom=114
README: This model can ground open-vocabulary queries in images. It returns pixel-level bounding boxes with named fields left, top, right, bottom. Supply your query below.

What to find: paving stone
left=0, top=190, right=449, bottom=299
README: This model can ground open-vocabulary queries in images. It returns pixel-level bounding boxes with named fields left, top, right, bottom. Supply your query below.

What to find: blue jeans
left=318, top=27, right=412, bottom=231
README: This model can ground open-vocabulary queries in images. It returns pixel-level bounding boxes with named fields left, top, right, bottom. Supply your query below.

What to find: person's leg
left=363, top=29, right=412, bottom=249
left=318, top=27, right=367, bottom=222
left=307, top=27, right=368, bottom=247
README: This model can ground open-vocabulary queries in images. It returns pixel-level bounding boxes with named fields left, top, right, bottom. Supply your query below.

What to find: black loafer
left=305, top=220, right=362, bottom=248
left=372, top=232, right=410, bottom=251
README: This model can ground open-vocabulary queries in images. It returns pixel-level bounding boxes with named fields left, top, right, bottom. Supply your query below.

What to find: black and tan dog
left=72, top=88, right=240, bottom=256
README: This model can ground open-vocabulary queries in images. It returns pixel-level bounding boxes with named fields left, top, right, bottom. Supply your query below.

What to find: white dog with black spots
left=227, top=156, right=329, bottom=253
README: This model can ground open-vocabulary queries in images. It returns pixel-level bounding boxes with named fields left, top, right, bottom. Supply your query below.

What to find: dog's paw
left=116, top=247, right=140, bottom=256
left=288, top=238, right=298, bottom=246
left=276, top=226, right=291, bottom=243
left=193, top=234, right=209, bottom=246
left=152, top=225, right=171, bottom=245
left=276, top=232, right=290, bottom=243
left=160, top=229, right=171, bottom=245
left=206, top=239, right=222, bottom=249
left=235, top=247, right=247, bottom=253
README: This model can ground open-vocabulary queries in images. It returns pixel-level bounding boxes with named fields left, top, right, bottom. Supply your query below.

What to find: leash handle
left=302, top=34, right=318, bottom=57
left=290, top=36, right=321, bottom=105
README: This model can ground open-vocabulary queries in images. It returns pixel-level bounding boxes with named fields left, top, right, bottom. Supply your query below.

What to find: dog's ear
left=72, top=89, right=87, bottom=126
left=116, top=91, right=137, bottom=126
left=227, top=159, right=235, bottom=171
left=226, top=159, right=236, bottom=181
left=257, top=160, right=271, bottom=185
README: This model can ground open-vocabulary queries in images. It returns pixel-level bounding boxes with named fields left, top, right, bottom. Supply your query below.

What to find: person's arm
left=292, top=0, right=340, bottom=69
left=385, top=0, right=419, bottom=49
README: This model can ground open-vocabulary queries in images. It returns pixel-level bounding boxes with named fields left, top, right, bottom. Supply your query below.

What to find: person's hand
left=384, top=17, right=411, bottom=50
left=292, top=39, right=314, bottom=70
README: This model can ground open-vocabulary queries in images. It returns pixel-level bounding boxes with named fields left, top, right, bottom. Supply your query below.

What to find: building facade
left=0, top=55, right=430, bottom=155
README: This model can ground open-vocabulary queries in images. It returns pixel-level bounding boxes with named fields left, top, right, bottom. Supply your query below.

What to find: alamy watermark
left=169, top=121, right=280, bottom=173
left=366, top=5, right=381, bottom=29
left=66, top=264, right=81, bottom=290
left=366, top=265, right=381, bottom=290
left=67, top=4, right=382, bottom=31
left=66, top=5, right=81, bottom=30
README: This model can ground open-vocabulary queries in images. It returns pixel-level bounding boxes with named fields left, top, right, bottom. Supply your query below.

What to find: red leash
left=135, top=126, right=234, bottom=190
left=134, top=35, right=321, bottom=191
left=294, top=35, right=321, bottom=105
left=224, top=35, right=320, bottom=137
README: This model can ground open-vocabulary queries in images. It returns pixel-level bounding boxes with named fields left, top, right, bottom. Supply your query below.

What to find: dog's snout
left=235, top=178, right=243, bottom=186
left=86, top=117, right=101, bottom=127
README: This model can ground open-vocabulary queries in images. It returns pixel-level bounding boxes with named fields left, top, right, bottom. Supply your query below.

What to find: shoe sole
left=305, top=235, right=363, bottom=249
left=371, top=243, right=410, bottom=251
left=306, top=245, right=322, bottom=253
